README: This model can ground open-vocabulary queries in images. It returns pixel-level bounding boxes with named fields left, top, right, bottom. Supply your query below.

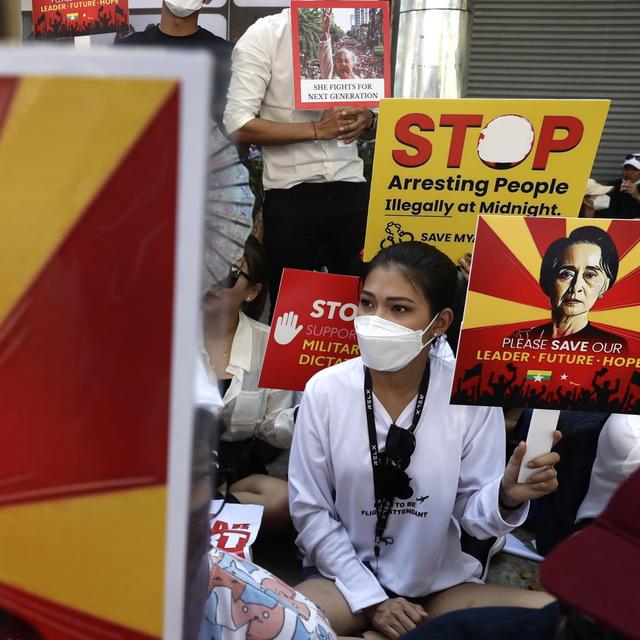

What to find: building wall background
left=1, top=0, right=22, bottom=40
left=467, top=0, right=640, bottom=181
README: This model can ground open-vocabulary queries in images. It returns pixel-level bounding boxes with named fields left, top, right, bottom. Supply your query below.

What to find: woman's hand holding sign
left=499, top=432, right=561, bottom=514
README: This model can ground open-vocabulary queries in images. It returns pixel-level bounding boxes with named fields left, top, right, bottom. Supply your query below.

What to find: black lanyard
left=363, top=363, right=430, bottom=567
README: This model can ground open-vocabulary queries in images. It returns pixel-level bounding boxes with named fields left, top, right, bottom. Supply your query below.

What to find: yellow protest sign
left=363, top=98, right=610, bottom=262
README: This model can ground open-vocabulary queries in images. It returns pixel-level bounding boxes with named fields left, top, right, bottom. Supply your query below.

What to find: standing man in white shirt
left=223, top=8, right=376, bottom=313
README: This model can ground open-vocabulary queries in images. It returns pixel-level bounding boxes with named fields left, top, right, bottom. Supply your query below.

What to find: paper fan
left=202, top=122, right=255, bottom=291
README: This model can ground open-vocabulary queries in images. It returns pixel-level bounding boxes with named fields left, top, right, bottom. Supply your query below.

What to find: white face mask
left=164, top=0, right=203, bottom=17
left=592, top=194, right=610, bottom=210
left=354, top=314, right=440, bottom=372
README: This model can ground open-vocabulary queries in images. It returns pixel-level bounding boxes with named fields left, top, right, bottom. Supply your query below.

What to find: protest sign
left=259, top=269, right=360, bottom=391
left=290, top=0, right=391, bottom=109
left=363, top=98, right=609, bottom=263
left=32, top=0, right=129, bottom=38
left=210, top=502, right=264, bottom=561
left=451, top=216, right=640, bottom=414
left=0, top=49, right=210, bottom=639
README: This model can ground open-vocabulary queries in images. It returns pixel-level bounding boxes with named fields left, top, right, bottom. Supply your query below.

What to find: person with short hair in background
left=114, top=0, right=232, bottom=125
left=598, top=153, right=640, bottom=219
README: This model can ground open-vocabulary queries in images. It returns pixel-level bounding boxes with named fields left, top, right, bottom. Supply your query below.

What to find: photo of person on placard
left=319, top=9, right=360, bottom=80
left=513, top=226, right=626, bottom=349
left=297, top=6, right=384, bottom=81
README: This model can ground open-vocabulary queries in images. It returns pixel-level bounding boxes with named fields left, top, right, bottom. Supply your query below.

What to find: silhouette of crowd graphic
left=33, top=5, right=128, bottom=38
left=451, top=362, right=640, bottom=413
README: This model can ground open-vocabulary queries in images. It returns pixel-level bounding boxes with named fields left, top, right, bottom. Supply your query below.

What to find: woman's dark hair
left=539, top=226, right=619, bottom=296
left=242, top=235, right=268, bottom=320
left=363, top=241, right=458, bottom=314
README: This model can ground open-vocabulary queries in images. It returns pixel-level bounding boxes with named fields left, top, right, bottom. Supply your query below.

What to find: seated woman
left=288, top=241, right=561, bottom=638
left=202, top=235, right=295, bottom=533
left=575, top=413, right=640, bottom=528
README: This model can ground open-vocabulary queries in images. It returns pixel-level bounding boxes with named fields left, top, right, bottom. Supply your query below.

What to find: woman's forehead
left=363, top=265, right=425, bottom=300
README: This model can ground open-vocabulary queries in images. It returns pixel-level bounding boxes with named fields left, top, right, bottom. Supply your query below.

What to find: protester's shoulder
left=429, top=340, right=456, bottom=383
left=601, top=413, right=640, bottom=447
left=428, top=345, right=500, bottom=424
left=114, top=28, right=158, bottom=45
left=244, top=313, right=270, bottom=339
left=197, top=27, right=233, bottom=52
left=237, top=8, right=289, bottom=43
left=239, top=313, right=271, bottom=359
left=305, top=357, right=362, bottom=397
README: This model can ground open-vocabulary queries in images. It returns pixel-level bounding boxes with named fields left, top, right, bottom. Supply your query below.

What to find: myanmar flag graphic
left=0, top=75, right=181, bottom=639
left=526, top=370, right=553, bottom=382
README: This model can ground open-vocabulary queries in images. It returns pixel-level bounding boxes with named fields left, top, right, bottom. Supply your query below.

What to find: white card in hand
left=518, top=409, right=560, bottom=483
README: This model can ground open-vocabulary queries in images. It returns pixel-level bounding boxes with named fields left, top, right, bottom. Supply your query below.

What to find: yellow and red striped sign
left=0, top=74, right=180, bottom=639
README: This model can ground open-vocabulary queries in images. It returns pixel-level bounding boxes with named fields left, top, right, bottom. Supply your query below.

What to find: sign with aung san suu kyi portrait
left=451, top=216, right=640, bottom=415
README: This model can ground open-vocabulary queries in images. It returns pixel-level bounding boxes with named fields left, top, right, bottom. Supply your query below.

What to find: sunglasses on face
left=218, top=264, right=252, bottom=289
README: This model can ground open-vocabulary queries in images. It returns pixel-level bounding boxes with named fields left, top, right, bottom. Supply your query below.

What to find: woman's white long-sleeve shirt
left=576, top=414, right=640, bottom=522
left=201, top=312, right=295, bottom=448
left=288, top=349, right=527, bottom=613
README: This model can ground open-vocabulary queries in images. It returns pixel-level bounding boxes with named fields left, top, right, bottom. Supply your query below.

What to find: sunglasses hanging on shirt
left=373, top=426, right=416, bottom=500
left=364, top=363, right=430, bottom=568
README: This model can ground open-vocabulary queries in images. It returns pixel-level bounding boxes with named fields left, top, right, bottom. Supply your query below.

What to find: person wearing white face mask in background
left=580, top=178, right=613, bottom=218
left=288, top=241, right=562, bottom=639
left=597, top=153, right=640, bottom=219
left=114, top=0, right=232, bottom=126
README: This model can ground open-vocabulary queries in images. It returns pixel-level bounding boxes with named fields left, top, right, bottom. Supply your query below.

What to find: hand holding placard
left=274, top=311, right=304, bottom=345
left=501, top=419, right=561, bottom=508
left=518, top=409, right=561, bottom=483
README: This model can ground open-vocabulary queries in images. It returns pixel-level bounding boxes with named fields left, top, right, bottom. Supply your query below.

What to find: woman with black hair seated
left=201, top=235, right=295, bottom=533
left=288, top=241, right=561, bottom=638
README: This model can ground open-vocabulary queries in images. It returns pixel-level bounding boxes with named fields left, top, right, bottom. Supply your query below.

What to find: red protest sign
left=451, top=216, right=640, bottom=414
left=259, top=269, right=360, bottom=391
left=290, top=0, right=391, bottom=110
left=32, top=0, right=129, bottom=39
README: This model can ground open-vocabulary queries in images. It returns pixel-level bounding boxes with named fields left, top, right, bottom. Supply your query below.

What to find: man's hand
left=315, top=107, right=354, bottom=141
left=364, top=598, right=428, bottom=639
left=335, top=107, right=373, bottom=144
left=500, top=433, right=561, bottom=510
left=621, top=180, right=640, bottom=201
